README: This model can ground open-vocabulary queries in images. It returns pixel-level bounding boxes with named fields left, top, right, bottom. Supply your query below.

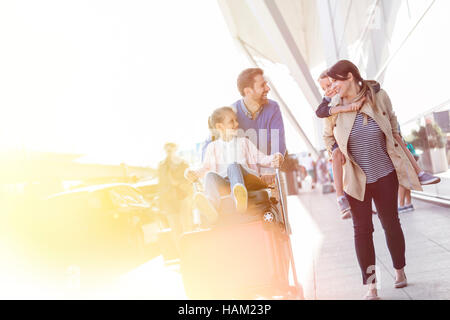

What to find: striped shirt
left=348, top=113, right=395, bottom=184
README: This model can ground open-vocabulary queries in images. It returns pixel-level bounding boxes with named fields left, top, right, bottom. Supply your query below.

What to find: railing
left=400, top=101, right=450, bottom=201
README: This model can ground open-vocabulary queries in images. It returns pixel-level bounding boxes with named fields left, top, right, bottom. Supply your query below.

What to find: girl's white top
left=195, top=136, right=276, bottom=178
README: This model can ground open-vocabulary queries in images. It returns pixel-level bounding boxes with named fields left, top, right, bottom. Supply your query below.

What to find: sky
left=0, top=0, right=250, bottom=167
left=1, top=0, right=449, bottom=168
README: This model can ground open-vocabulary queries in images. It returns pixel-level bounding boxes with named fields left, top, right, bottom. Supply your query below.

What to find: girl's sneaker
left=403, top=204, right=414, bottom=212
left=399, top=204, right=414, bottom=213
left=233, top=183, right=248, bottom=213
left=418, top=172, right=441, bottom=185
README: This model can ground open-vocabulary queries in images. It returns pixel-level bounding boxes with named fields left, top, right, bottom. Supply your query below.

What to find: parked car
left=132, top=178, right=167, bottom=229
left=25, top=183, right=155, bottom=288
left=133, top=178, right=158, bottom=202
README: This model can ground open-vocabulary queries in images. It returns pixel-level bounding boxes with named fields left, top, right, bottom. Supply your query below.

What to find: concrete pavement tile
left=403, top=253, right=450, bottom=275
left=401, top=269, right=450, bottom=300
left=296, top=188, right=450, bottom=300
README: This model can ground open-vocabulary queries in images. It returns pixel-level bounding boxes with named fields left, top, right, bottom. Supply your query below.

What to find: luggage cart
left=179, top=168, right=304, bottom=300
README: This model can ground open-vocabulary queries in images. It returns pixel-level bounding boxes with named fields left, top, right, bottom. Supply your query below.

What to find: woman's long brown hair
left=327, top=60, right=378, bottom=112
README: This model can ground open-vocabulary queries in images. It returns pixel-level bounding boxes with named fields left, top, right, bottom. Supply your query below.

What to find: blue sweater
left=201, top=99, right=286, bottom=160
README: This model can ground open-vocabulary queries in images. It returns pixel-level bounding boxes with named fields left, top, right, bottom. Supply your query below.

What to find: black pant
left=346, top=171, right=406, bottom=285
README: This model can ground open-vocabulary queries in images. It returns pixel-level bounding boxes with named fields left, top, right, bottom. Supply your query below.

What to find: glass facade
left=401, top=102, right=450, bottom=200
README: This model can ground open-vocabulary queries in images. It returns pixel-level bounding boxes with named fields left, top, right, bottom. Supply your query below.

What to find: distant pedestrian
left=157, top=143, right=193, bottom=244
left=316, top=151, right=329, bottom=185
left=303, top=153, right=316, bottom=187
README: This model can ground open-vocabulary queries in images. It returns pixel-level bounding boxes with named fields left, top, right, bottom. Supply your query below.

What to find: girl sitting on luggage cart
left=184, top=106, right=284, bottom=224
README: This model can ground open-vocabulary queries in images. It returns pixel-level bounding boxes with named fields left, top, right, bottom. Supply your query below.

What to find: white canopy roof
left=217, top=0, right=444, bottom=155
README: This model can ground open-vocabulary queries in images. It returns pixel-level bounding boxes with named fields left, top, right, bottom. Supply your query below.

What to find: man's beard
left=257, top=94, right=268, bottom=106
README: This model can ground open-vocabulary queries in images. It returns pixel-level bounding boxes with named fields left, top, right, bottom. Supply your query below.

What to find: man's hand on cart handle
left=271, top=152, right=284, bottom=168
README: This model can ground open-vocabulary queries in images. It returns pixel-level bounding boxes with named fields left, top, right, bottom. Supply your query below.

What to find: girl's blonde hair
left=208, top=106, right=235, bottom=141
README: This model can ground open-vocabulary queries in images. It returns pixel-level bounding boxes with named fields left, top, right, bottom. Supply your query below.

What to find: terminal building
left=217, top=0, right=450, bottom=204
left=1, top=0, right=449, bottom=300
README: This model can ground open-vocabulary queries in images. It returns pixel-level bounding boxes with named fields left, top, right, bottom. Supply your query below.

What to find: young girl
left=184, top=107, right=283, bottom=224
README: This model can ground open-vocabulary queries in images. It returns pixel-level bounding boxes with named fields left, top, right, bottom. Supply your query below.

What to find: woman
left=323, top=60, right=422, bottom=300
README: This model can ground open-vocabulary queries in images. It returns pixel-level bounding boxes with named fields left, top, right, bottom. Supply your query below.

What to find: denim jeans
left=346, top=170, right=406, bottom=285
left=203, top=163, right=267, bottom=211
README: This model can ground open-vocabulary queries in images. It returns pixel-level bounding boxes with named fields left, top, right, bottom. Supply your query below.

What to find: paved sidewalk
left=31, top=188, right=445, bottom=300
left=289, top=187, right=450, bottom=300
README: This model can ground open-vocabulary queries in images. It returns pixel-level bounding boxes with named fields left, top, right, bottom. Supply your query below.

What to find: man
left=157, top=143, right=193, bottom=247
left=202, top=68, right=286, bottom=163
left=233, top=67, right=286, bottom=157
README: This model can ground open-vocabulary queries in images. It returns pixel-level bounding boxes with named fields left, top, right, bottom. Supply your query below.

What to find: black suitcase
left=157, top=228, right=179, bottom=264
left=179, top=219, right=301, bottom=299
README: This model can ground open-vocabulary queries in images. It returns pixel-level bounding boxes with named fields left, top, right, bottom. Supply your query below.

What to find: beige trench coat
left=323, top=89, right=422, bottom=201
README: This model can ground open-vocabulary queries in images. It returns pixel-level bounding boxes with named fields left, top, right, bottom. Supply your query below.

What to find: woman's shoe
left=233, top=183, right=248, bottom=213
left=394, top=273, right=408, bottom=288
left=363, top=291, right=381, bottom=300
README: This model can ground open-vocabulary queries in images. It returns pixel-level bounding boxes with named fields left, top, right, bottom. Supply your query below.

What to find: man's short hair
left=237, top=68, right=264, bottom=97
left=164, top=142, right=177, bottom=151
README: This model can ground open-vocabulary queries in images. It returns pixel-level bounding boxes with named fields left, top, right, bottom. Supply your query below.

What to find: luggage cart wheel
left=263, top=211, right=274, bottom=223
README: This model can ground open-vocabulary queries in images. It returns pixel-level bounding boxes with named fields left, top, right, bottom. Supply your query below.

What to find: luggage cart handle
left=192, top=179, right=202, bottom=228
left=275, top=168, right=291, bottom=235
left=275, top=167, right=301, bottom=296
